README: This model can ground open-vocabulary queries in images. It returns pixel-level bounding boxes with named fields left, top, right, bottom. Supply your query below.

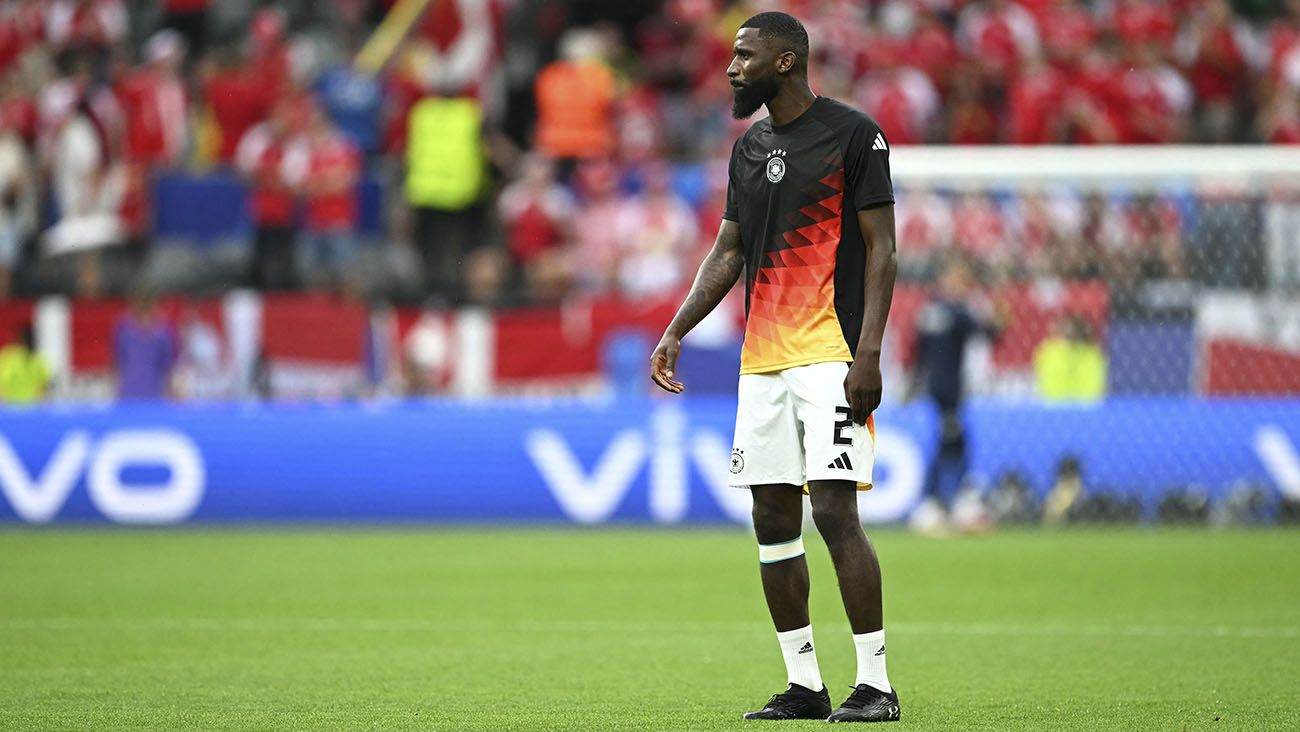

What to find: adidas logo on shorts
left=827, top=452, right=854, bottom=470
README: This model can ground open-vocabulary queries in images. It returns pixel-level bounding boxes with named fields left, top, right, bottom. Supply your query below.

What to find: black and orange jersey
left=723, top=96, right=893, bottom=375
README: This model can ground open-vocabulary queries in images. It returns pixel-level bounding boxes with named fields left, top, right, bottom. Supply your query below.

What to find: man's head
left=728, top=12, right=809, bottom=119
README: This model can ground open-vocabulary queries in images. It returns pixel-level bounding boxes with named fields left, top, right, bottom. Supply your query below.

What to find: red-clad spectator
left=1035, top=0, right=1097, bottom=71
left=0, top=1, right=47, bottom=73
left=905, top=7, right=961, bottom=91
left=636, top=7, right=698, bottom=93
left=499, top=154, right=574, bottom=266
left=1119, top=193, right=1184, bottom=279
left=676, top=7, right=733, bottom=96
left=895, top=188, right=955, bottom=269
left=854, top=24, right=905, bottom=80
left=1110, top=0, right=1177, bottom=55
left=236, top=99, right=302, bottom=290
left=1079, top=192, right=1125, bottom=255
left=499, top=154, right=575, bottom=301
left=947, top=67, right=998, bottom=144
left=201, top=46, right=271, bottom=164
left=1006, top=53, right=1068, bottom=143
left=245, top=8, right=290, bottom=108
left=808, top=0, right=870, bottom=65
left=1118, top=43, right=1191, bottom=144
left=114, top=31, right=188, bottom=241
left=855, top=62, right=940, bottom=145
left=0, top=71, right=36, bottom=146
left=952, top=192, right=1007, bottom=262
left=569, top=158, right=626, bottom=294
left=1255, top=83, right=1300, bottom=143
left=415, top=0, right=502, bottom=107
left=1176, top=0, right=1261, bottom=142
left=1006, top=190, right=1080, bottom=269
left=1264, top=0, right=1300, bottom=86
left=1063, top=45, right=1124, bottom=144
left=615, top=85, right=664, bottom=166
left=283, top=103, right=363, bottom=290
left=957, top=0, right=1040, bottom=83
left=116, top=31, right=188, bottom=168
left=45, top=0, right=125, bottom=52
left=1283, top=42, right=1300, bottom=93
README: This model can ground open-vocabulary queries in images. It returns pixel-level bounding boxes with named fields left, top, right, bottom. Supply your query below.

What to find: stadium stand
left=0, top=0, right=1297, bottom=402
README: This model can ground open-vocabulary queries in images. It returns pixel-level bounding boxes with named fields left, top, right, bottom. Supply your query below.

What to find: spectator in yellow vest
left=1034, top=315, right=1106, bottom=403
left=0, top=324, right=51, bottom=404
left=405, top=90, right=518, bottom=302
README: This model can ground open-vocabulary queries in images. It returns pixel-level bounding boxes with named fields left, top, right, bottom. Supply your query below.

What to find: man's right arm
left=649, top=219, right=744, bottom=394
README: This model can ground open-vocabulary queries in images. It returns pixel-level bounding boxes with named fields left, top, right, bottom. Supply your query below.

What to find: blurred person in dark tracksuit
left=907, top=258, right=1004, bottom=534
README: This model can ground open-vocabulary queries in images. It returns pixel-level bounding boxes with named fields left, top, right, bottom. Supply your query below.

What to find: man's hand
left=844, top=356, right=883, bottom=425
left=650, top=335, right=684, bottom=394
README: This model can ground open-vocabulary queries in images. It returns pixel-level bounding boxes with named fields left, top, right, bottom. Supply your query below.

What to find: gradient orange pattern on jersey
left=740, top=157, right=853, bottom=374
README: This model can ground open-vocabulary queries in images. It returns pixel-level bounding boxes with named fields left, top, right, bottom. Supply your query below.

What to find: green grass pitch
left=2, top=527, right=1298, bottom=730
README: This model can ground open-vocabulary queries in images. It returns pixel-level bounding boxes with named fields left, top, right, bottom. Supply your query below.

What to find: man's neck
left=765, top=82, right=817, bottom=127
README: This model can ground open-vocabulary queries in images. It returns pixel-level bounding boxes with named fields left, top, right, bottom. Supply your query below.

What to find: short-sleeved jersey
left=724, top=96, right=893, bottom=375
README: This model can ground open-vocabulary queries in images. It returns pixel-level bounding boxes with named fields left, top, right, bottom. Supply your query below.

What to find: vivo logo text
left=0, top=429, right=205, bottom=524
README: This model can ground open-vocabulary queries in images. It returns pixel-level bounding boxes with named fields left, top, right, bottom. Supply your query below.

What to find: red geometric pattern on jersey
left=741, top=153, right=854, bottom=373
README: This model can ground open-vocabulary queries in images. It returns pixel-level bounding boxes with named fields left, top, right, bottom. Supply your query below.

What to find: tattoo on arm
left=665, top=220, right=744, bottom=340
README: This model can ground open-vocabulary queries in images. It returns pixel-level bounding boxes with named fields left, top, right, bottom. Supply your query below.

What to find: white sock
left=775, top=625, right=824, bottom=691
left=853, top=629, right=891, bottom=692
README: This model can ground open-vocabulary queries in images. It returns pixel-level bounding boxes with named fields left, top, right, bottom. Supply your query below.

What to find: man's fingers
left=650, top=347, right=684, bottom=393
left=655, top=372, right=684, bottom=393
left=662, top=347, right=678, bottom=378
left=846, top=389, right=862, bottom=426
left=849, top=388, right=879, bottom=425
left=866, top=388, right=882, bottom=414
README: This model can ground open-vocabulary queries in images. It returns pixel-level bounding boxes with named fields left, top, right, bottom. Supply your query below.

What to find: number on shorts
left=833, top=407, right=853, bottom=446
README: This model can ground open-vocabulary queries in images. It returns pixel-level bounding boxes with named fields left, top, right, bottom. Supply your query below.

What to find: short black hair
left=740, top=12, right=809, bottom=73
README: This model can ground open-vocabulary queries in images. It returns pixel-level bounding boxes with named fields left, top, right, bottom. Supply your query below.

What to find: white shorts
left=727, top=361, right=875, bottom=492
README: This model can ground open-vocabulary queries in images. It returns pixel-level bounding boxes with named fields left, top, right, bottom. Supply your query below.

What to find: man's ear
left=777, top=50, right=795, bottom=75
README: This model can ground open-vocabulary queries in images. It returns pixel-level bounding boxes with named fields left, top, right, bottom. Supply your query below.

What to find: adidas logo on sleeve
left=872, top=132, right=888, bottom=151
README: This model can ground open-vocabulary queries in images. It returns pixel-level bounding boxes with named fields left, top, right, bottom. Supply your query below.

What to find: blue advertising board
left=1, top=398, right=1298, bottom=525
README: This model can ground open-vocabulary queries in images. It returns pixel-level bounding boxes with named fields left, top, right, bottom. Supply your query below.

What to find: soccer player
left=649, top=12, right=900, bottom=724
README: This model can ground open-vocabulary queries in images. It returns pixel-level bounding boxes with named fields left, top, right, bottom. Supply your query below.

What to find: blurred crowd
left=0, top=0, right=1296, bottom=307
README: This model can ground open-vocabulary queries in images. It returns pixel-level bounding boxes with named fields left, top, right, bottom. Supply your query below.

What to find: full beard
left=731, top=75, right=778, bottom=119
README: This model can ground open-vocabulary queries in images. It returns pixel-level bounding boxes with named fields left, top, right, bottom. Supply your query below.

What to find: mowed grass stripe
left=2, top=617, right=1298, bottom=639
left=1, top=528, right=1298, bottom=731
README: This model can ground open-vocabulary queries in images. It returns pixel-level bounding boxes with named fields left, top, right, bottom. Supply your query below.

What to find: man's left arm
left=844, top=204, right=897, bottom=425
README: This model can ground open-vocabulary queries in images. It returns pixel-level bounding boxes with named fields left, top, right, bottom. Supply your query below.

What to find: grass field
left=1, top=528, right=1298, bottom=731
